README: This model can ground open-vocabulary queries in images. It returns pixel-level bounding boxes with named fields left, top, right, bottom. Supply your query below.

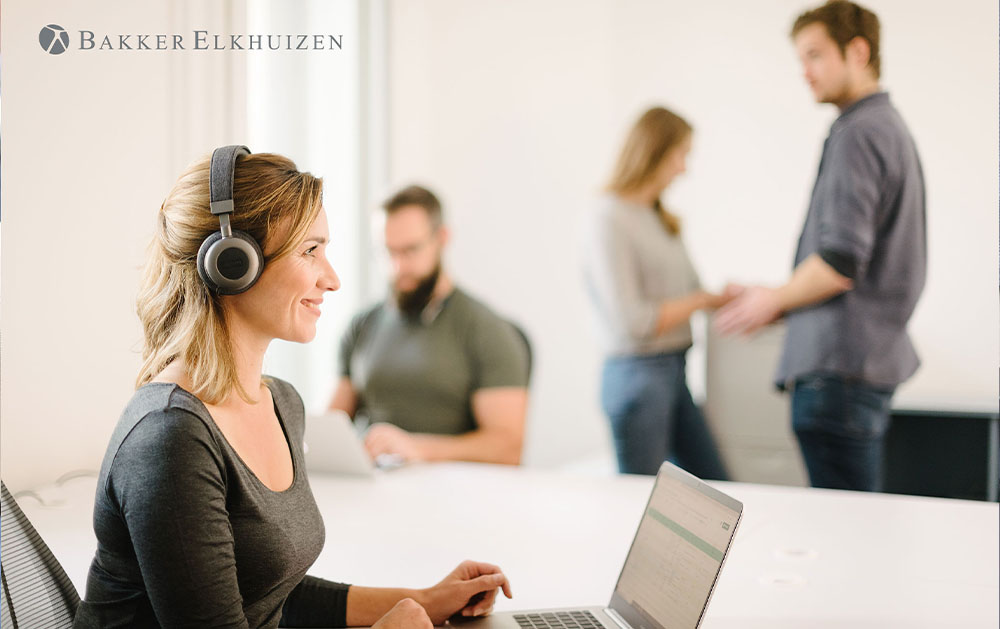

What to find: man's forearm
left=328, top=377, right=358, bottom=415
left=414, top=429, right=522, bottom=465
left=776, top=253, right=853, bottom=313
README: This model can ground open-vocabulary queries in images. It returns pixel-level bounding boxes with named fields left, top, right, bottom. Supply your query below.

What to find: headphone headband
left=198, top=144, right=263, bottom=295
left=209, top=145, right=250, bottom=216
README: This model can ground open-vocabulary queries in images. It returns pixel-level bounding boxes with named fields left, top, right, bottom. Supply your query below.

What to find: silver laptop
left=457, top=462, right=743, bottom=629
left=303, top=410, right=376, bottom=477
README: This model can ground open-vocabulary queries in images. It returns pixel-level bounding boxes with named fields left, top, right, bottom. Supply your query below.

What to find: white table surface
left=16, top=463, right=1000, bottom=628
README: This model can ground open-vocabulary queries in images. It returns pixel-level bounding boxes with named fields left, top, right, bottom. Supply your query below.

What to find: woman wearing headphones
left=74, top=148, right=510, bottom=628
left=583, top=108, right=735, bottom=478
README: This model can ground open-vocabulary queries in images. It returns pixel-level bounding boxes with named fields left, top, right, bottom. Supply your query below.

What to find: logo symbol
left=39, top=24, right=70, bottom=55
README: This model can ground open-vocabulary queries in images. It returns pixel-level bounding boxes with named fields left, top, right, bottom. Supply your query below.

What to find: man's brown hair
left=791, top=0, right=881, bottom=79
left=382, top=184, right=443, bottom=228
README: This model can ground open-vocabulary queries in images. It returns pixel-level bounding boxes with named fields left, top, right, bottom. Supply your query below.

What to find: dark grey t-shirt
left=339, top=288, right=529, bottom=435
left=776, top=92, right=926, bottom=389
left=74, top=378, right=349, bottom=629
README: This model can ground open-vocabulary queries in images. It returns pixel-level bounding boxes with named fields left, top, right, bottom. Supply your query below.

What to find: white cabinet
left=703, top=321, right=809, bottom=487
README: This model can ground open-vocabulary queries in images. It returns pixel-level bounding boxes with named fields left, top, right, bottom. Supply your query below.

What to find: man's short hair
left=791, top=0, right=881, bottom=79
left=382, top=184, right=443, bottom=228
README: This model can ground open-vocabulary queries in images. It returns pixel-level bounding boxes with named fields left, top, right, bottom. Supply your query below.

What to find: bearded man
left=329, top=185, right=529, bottom=465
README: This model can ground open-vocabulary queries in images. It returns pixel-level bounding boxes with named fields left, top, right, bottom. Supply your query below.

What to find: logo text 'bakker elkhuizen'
left=39, top=24, right=344, bottom=55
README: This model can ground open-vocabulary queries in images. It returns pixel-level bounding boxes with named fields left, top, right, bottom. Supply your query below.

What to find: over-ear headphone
left=196, top=145, right=264, bottom=295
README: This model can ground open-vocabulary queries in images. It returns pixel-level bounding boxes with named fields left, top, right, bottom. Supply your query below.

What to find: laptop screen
left=608, top=463, right=743, bottom=629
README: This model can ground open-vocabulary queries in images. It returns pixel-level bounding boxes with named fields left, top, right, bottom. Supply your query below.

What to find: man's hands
left=364, top=403, right=526, bottom=466
left=416, top=560, right=513, bottom=625
left=713, top=285, right=783, bottom=336
left=714, top=254, right=854, bottom=336
left=703, top=283, right=745, bottom=310
left=364, top=423, right=424, bottom=462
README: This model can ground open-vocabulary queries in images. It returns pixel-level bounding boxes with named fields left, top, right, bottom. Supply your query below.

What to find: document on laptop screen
left=613, top=475, right=740, bottom=629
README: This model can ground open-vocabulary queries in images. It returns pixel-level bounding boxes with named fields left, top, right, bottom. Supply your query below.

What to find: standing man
left=716, top=0, right=926, bottom=491
left=329, top=185, right=529, bottom=465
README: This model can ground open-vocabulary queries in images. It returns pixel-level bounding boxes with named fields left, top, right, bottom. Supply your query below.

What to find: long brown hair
left=135, top=152, right=324, bottom=404
left=606, top=106, right=692, bottom=235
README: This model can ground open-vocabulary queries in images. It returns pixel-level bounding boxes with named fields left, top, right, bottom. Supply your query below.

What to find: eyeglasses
left=385, top=232, right=438, bottom=261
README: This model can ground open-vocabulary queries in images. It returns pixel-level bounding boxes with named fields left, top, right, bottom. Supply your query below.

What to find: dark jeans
left=601, top=351, right=728, bottom=479
left=792, top=374, right=895, bottom=492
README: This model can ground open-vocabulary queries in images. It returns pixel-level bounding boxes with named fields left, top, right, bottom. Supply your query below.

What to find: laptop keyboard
left=514, top=611, right=603, bottom=629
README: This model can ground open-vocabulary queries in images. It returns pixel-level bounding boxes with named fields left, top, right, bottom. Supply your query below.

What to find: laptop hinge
left=604, top=608, right=632, bottom=629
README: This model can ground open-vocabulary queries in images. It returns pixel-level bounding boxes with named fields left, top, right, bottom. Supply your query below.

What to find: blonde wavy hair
left=606, top=106, right=692, bottom=235
left=136, top=151, right=324, bottom=404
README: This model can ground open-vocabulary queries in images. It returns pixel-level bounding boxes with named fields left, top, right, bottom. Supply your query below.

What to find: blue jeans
left=601, top=351, right=728, bottom=479
left=792, top=374, right=894, bottom=492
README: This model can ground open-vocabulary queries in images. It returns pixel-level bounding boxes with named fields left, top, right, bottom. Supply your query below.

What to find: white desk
left=17, top=463, right=1000, bottom=628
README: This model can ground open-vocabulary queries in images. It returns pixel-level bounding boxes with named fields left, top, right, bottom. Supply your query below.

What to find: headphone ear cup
left=197, top=230, right=264, bottom=295
left=197, top=231, right=225, bottom=293
left=230, top=230, right=265, bottom=291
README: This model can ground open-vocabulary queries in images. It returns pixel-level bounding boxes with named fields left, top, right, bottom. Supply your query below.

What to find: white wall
left=245, top=0, right=365, bottom=413
left=0, top=0, right=364, bottom=491
left=0, top=1, right=251, bottom=491
left=2, top=0, right=996, bottom=490
left=384, top=0, right=999, bottom=467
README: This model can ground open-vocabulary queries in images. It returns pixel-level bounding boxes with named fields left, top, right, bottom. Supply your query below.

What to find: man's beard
left=394, top=263, right=441, bottom=319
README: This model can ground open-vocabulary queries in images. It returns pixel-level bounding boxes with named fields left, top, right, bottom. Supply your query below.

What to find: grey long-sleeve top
left=74, top=377, right=349, bottom=628
left=583, top=195, right=702, bottom=357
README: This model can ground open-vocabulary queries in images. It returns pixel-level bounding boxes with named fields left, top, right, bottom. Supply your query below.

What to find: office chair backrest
left=508, top=320, right=533, bottom=384
left=1, top=481, right=80, bottom=629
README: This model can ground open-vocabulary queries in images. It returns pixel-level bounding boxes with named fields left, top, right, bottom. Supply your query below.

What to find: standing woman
left=583, top=108, right=732, bottom=478
left=74, top=147, right=510, bottom=628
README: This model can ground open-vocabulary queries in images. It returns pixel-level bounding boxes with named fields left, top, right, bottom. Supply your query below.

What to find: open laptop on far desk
left=456, top=461, right=743, bottom=629
left=304, top=410, right=378, bottom=477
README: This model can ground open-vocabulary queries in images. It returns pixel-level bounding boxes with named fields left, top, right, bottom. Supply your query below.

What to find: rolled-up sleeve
left=817, top=125, right=886, bottom=277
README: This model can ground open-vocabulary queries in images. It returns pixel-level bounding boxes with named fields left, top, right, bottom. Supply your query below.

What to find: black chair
left=1, top=480, right=80, bottom=628
left=508, top=320, right=534, bottom=384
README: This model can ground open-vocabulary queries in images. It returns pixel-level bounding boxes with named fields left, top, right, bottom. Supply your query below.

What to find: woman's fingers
left=458, top=572, right=511, bottom=616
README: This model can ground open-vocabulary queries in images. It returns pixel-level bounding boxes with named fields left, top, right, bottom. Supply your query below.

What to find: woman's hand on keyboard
left=417, top=560, right=513, bottom=624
